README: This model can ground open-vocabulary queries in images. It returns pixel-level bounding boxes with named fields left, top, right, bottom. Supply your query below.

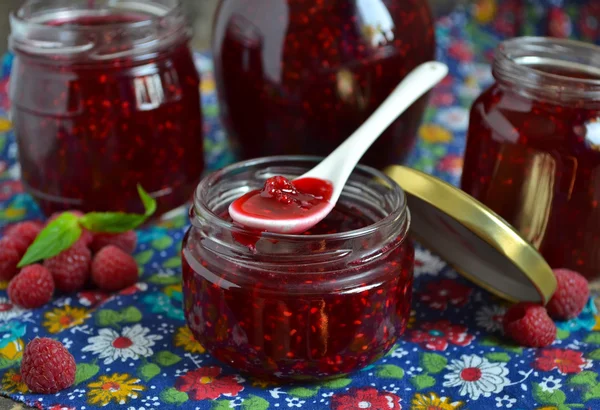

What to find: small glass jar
left=461, top=37, right=600, bottom=280
left=212, top=0, right=436, bottom=168
left=9, top=0, right=204, bottom=216
left=182, top=157, right=414, bottom=380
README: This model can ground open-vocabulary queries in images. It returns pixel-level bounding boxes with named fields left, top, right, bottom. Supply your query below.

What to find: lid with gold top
left=384, top=165, right=557, bottom=304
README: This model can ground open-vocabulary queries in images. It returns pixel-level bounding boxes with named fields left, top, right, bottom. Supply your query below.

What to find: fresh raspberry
left=91, top=245, right=139, bottom=292
left=546, top=269, right=590, bottom=320
left=0, top=237, right=22, bottom=281
left=91, top=230, right=137, bottom=254
left=47, top=210, right=93, bottom=246
left=5, top=221, right=43, bottom=250
left=8, top=264, right=55, bottom=308
left=261, top=176, right=298, bottom=204
left=21, top=338, right=76, bottom=393
left=44, top=241, right=91, bottom=293
left=503, top=302, right=556, bottom=347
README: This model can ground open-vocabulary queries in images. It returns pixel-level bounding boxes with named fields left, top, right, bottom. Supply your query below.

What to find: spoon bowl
left=229, top=62, right=449, bottom=234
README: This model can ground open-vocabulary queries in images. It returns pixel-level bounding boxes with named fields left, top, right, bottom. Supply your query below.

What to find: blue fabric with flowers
left=1, top=2, right=600, bottom=409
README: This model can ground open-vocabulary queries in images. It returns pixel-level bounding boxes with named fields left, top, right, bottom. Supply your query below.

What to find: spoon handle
left=300, top=61, right=448, bottom=201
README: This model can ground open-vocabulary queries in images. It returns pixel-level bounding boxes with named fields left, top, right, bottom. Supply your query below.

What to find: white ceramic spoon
left=229, top=61, right=449, bottom=233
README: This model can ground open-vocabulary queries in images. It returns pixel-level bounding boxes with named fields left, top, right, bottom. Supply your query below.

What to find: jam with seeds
left=462, top=38, right=600, bottom=279
left=9, top=0, right=203, bottom=216
left=213, top=0, right=435, bottom=167
left=183, top=158, right=414, bottom=380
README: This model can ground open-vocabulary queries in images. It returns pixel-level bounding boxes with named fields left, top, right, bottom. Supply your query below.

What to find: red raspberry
left=91, top=230, right=137, bottom=254
left=91, top=245, right=139, bottom=292
left=0, top=237, right=22, bottom=281
left=5, top=221, right=43, bottom=251
left=47, top=210, right=92, bottom=246
left=21, top=338, right=76, bottom=393
left=8, top=264, right=55, bottom=308
left=546, top=269, right=590, bottom=320
left=44, top=242, right=91, bottom=293
left=503, top=302, right=556, bottom=347
left=261, top=176, right=298, bottom=204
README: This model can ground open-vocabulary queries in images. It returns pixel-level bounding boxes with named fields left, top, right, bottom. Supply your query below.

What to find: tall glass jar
left=9, top=0, right=204, bottom=216
left=182, top=156, right=414, bottom=380
left=461, top=37, right=600, bottom=280
left=212, top=0, right=436, bottom=168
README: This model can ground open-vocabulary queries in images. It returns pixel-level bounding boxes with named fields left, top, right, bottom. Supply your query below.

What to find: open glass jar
left=182, top=157, right=414, bottom=380
left=9, top=0, right=204, bottom=216
left=461, top=37, right=600, bottom=280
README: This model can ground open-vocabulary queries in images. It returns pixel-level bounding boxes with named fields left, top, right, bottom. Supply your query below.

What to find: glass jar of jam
left=9, top=0, right=204, bottom=216
left=182, top=157, right=414, bottom=380
left=212, top=0, right=436, bottom=168
left=461, top=37, right=600, bottom=280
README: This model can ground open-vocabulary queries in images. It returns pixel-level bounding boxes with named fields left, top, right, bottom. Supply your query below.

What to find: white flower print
left=475, top=305, right=507, bottom=333
left=188, top=305, right=204, bottom=334
left=435, top=107, right=470, bottom=132
left=443, top=354, right=511, bottom=400
left=0, top=297, right=25, bottom=322
left=495, top=395, right=517, bottom=408
left=414, top=248, right=446, bottom=277
left=540, top=375, right=563, bottom=393
left=390, top=346, right=409, bottom=359
left=286, top=397, right=306, bottom=407
left=82, top=324, right=162, bottom=364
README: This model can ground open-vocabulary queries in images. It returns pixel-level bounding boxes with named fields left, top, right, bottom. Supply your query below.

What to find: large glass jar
left=212, top=0, right=436, bottom=168
left=182, top=157, right=414, bottom=380
left=9, top=0, right=204, bottom=216
left=461, top=37, right=600, bottom=280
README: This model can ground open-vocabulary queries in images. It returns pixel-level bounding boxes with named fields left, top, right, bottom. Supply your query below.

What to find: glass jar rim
left=11, top=1, right=179, bottom=30
left=193, top=155, right=409, bottom=242
left=9, top=0, right=189, bottom=60
left=493, top=37, right=600, bottom=104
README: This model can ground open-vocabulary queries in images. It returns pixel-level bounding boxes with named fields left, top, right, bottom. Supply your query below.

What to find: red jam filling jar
left=9, top=0, right=204, bottom=216
left=462, top=37, right=600, bottom=280
left=182, top=157, right=414, bottom=380
left=212, top=0, right=436, bottom=168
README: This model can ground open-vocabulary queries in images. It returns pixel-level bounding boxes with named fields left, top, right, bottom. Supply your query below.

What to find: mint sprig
left=17, top=185, right=156, bottom=267
left=18, top=212, right=82, bottom=267
left=80, top=185, right=157, bottom=233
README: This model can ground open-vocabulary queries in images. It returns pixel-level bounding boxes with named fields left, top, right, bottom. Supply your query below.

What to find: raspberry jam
left=9, top=0, right=204, bottom=216
left=461, top=38, right=600, bottom=280
left=213, top=0, right=436, bottom=168
left=231, top=176, right=332, bottom=220
left=182, top=157, right=414, bottom=380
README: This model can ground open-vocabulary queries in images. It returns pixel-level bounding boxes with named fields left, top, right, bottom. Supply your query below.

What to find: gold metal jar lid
left=384, top=165, right=557, bottom=304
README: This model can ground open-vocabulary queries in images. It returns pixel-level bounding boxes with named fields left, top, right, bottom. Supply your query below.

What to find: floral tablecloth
left=2, top=2, right=600, bottom=410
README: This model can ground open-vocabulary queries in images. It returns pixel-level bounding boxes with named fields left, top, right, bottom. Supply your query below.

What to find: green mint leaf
left=138, top=184, right=157, bottom=217
left=18, top=212, right=81, bottom=267
left=79, top=185, right=156, bottom=233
